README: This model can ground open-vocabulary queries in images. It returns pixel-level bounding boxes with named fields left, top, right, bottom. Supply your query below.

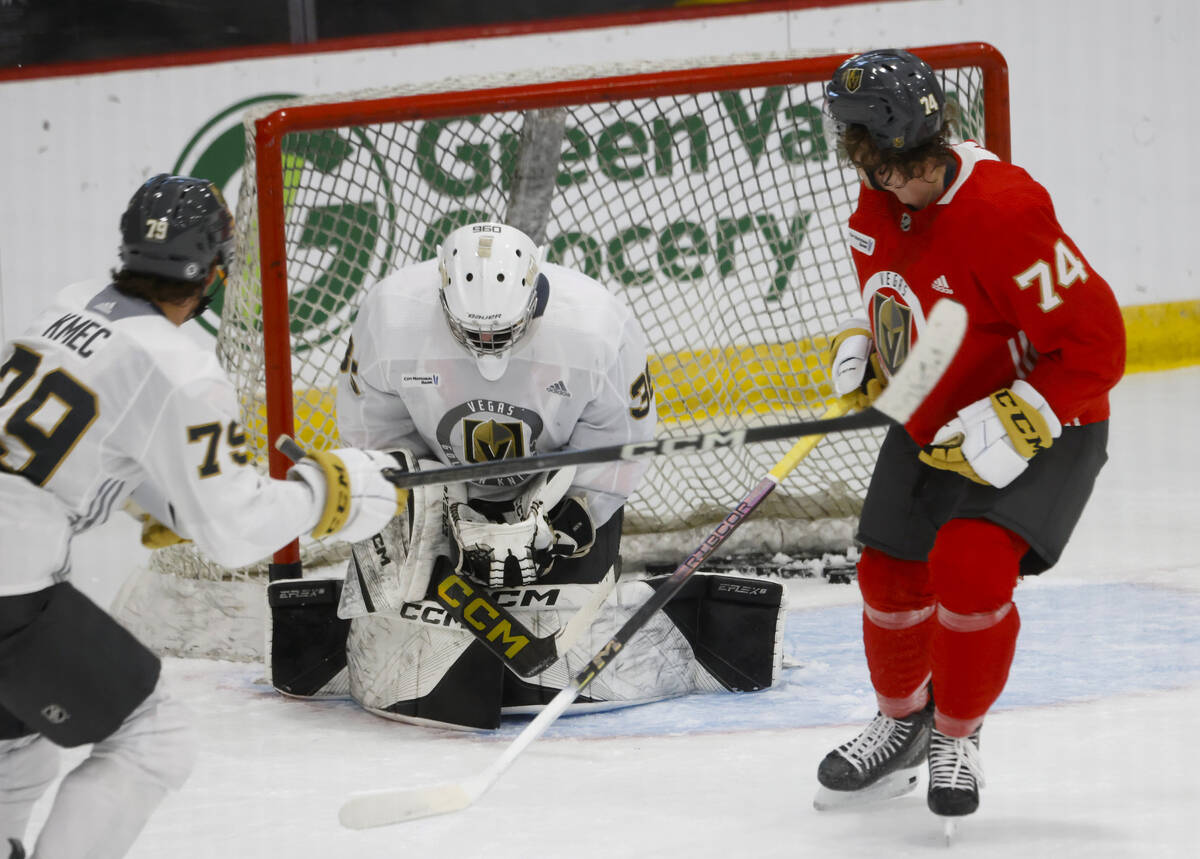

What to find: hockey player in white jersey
left=0, top=174, right=403, bottom=858
left=268, top=221, right=786, bottom=731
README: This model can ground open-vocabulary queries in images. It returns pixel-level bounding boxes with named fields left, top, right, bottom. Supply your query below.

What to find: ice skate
left=813, top=700, right=932, bottom=810
left=927, top=726, right=984, bottom=821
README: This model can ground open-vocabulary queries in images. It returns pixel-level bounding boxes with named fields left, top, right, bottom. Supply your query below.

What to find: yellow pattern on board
left=237, top=299, right=1199, bottom=459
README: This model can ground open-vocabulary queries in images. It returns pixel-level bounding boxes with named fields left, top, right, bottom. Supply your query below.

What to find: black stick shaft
left=276, top=408, right=886, bottom=490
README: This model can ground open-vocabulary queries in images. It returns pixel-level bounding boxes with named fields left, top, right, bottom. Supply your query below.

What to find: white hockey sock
left=32, top=679, right=194, bottom=859
left=0, top=735, right=59, bottom=847
left=32, top=754, right=168, bottom=859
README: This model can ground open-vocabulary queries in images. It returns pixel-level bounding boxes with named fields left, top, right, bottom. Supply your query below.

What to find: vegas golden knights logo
left=873, top=294, right=913, bottom=377
left=844, top=68, right=863, bottom=93
left=464, top=419, right=526, bottom=463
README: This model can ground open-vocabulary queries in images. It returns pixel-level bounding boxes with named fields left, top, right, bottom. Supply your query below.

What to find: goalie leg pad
left=267, top=578, right=350, bottom=698
left=339, top=454, right=453, bottom=618
left=0, top=584, right=161, bottom=747
left=650, top=573, right=786, bottom=692
left=502, top=573, right=785, bottom=711
left=346, top=611, right=503, bottom=730
left=345, top=574, right=617, bottom=728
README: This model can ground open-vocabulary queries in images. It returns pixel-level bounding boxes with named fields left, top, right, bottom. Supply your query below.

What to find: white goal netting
left=116, top=46, right=1006, bottom=661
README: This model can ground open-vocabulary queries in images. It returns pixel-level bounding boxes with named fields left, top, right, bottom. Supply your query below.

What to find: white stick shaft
left=337, top=684, right=579, bottom=829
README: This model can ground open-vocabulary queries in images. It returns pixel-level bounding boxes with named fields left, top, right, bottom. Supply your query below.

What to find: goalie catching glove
left=828, top=318, right=886, bottom=411
left=448, top=495, right=596, bottom=588
left=287, top=448, right=407, bottom=542
left=918, top=379, right=1062, bottom=488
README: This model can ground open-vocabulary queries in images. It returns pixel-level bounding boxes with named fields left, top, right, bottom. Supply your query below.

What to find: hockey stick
left=423, top=559, right=617, bottom=677
left=335, top=300, right=968, bottom=829
left=272, top=443, right=617, bottom=678
left=275, top=302, right=961, bottom=493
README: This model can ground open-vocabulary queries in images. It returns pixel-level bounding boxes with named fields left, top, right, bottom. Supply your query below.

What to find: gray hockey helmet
left=825, top=49, right=946, bottom=153
left=119, top=174, right=235, bottom=283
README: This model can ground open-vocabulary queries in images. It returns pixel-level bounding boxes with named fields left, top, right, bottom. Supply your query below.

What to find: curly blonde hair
left=838, top=106, right=959, bottom=186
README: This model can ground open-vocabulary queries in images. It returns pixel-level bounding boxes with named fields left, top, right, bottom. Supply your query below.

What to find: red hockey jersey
left=846, top=142, right=1126, bottom=444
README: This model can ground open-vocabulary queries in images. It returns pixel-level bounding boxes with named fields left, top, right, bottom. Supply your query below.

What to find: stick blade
left=872, top=299, right=968, bottom=425
left=338, top=781, right=477, bottom=829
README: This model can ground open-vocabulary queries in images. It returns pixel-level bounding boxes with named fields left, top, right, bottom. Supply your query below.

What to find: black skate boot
left=927, top=726, right=984, bottom=817
left=7, top=839, right=24, bottom=859
left=813, top=699, right=933, bottom=810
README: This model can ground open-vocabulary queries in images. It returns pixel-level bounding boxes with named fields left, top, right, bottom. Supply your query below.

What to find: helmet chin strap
left=188, top=266, right=224, bottom=321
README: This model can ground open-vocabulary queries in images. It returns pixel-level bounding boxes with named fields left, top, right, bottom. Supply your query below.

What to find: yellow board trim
left=1121, top=299, right=1200, bottom=374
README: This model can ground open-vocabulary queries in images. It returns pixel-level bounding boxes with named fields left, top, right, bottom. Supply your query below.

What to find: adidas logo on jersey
left=931, top=275, right=954, bottom=295
left=546, top=380, right=571, bottom=398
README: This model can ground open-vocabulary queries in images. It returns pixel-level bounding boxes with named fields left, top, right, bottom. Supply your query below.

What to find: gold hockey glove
left=828, top=320, right=886, bottom=411
left=919, top=380, right=1062, bottom=488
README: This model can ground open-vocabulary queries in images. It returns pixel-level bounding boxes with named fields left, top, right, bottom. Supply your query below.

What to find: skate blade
left=942, top=817, right=957, bottom=845
left=812, top=767, right=920, bottom=811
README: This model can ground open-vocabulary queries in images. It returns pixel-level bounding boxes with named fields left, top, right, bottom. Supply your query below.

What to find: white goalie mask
left=438, top=222, right=544, bottom=381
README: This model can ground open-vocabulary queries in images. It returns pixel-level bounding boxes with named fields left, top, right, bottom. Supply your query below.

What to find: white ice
left=29, top=367, right=1200, bottom=858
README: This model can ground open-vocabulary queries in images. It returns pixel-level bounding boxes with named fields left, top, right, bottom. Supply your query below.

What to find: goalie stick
left=334, top=299, right=968, bottom=829
left=272, top=446, right=617, bottom=678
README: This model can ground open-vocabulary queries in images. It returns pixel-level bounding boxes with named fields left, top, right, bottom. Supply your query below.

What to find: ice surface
left=27, top=368, right=1200, bottom=858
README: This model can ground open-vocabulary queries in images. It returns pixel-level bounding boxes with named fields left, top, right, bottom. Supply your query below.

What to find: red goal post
left=234, top=42, right=1010, bottom=574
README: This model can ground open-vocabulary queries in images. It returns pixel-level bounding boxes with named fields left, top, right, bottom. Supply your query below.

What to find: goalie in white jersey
left=0, top=175, right=402, bottom=859
left=268, top=221, right=786, bottom=731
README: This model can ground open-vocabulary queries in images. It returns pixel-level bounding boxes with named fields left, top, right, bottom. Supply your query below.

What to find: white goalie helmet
left=438, top=222, right=544, bottom=381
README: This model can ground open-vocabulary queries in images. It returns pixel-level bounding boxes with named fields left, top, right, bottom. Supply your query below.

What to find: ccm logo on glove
left=919, top=380, right=1062, bottom=488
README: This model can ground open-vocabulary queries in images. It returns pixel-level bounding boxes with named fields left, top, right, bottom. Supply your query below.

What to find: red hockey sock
left=857, top=547, right=934, bottom=718
left=928, top=519, right=1026, bottom=736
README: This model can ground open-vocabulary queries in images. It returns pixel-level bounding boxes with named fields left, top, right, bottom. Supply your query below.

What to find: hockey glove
left=287, top=448, right=407, bottom=542
left=918, top=380, right=1062, bottom=488
left=121, top=499, right=190, bottom=549
left=448, top=501, right=556, bottom=588
left=545, top=496, right=596, bottom=562
left=828, top=319, right=885, bottom=411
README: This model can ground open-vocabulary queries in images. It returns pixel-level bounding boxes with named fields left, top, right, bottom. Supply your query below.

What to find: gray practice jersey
left=337, top=260, right=656, bottom=525
left=0, top=280, right=326, bottom=595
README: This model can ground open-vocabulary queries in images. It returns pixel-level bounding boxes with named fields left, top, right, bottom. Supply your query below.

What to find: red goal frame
left=249, top=42, right=1009, bottom=567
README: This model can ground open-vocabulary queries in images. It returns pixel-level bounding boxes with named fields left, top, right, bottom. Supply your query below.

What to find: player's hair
left=110, top=268, right=205, bottom=307
left=837, top=110, right=958, bottom=185
left=825, top=48, right=960, bottom=185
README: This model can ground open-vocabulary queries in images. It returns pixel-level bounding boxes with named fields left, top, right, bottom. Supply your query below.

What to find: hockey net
left=119, top=43, right=1008, bottom=660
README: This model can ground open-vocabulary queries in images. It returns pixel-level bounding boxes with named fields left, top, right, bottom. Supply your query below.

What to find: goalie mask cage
left=126, top=43, right=1008, bottom=660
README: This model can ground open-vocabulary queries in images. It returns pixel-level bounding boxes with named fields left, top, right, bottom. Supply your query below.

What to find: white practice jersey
left=0, top=280, right=325, bottom=595
left=337, top=260, right=656, bottom=525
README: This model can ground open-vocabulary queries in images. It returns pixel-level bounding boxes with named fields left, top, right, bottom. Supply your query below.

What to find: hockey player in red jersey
left=813, top=49, right=1125, bottom=821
